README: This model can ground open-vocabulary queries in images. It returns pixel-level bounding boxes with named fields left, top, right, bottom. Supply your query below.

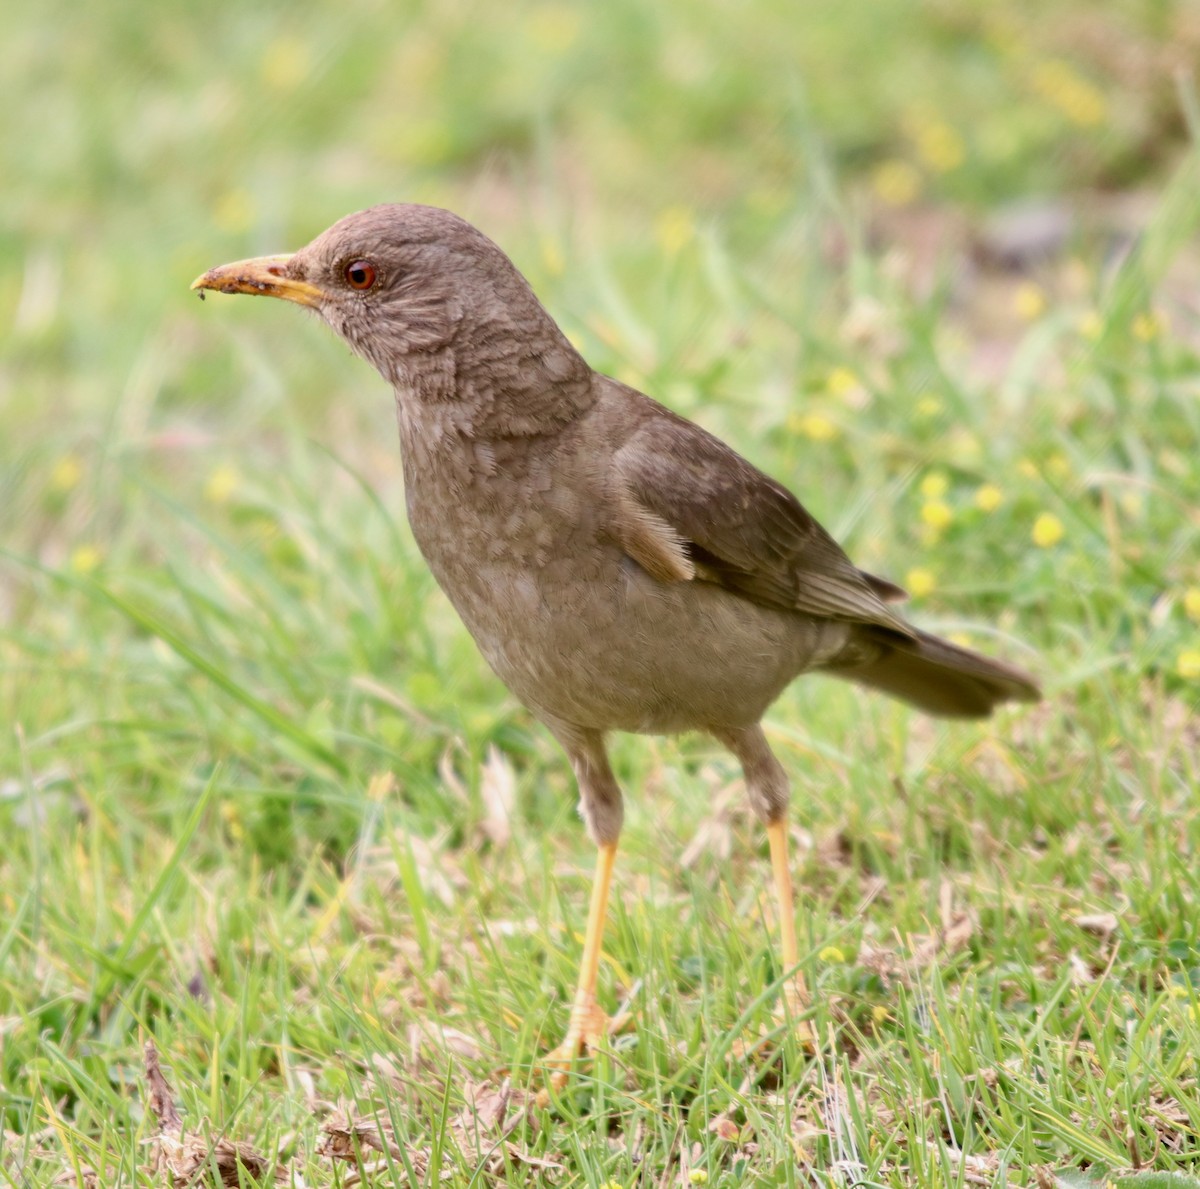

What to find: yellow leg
left=542, top=842, right=619, bottom=1083
left=766, top=818, right=812, bottom=1040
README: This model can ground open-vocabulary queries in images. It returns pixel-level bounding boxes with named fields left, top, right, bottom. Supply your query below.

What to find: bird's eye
left=345, top=260, right=377, bottom=290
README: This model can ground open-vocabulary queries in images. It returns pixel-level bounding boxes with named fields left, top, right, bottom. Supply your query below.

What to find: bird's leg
left=711, top=725, right=813, bottom=1041
left=540, top=723, right=625, bottom=1083
left=765, top=815, right=806, bottom=1021
left=555, top=839, right=618, bottom=1058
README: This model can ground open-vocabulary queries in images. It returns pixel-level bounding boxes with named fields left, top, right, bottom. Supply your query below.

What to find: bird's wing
left=608, top=406, right=915, bottom=636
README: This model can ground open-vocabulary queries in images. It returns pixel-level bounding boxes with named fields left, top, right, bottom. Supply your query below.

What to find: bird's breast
left=392, top=417, right=842, bottom=734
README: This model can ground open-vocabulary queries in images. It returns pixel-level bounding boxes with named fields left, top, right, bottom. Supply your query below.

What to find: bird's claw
left=780, top=973, right=816, bottom=1048
left=536, top=1001, right=630, bottom=1101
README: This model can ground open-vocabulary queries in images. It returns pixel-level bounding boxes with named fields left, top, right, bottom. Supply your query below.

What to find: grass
left=3, top=0, right=1200, bottom=1185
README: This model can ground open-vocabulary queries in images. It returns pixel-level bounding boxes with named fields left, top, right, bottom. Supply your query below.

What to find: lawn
left=2, top=1, right=1200, bottom=1186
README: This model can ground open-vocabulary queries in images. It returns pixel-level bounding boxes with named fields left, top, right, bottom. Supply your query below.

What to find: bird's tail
left=834, top=626, right=1041, bottom=719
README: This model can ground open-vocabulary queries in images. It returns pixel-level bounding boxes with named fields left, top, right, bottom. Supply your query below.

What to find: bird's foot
left=778, top=973, right=816, bottom=1051
left=537, top=998, right=629, bottom=1099
left=732, top=977, right=817, bottom=1068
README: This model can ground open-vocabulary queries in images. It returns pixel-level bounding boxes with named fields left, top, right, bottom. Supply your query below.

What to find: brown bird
left=193, top=204, right=1038, bottom=1075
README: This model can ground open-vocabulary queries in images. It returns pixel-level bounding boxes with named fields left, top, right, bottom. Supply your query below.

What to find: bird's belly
left=432, top=547, right=847, bottom=734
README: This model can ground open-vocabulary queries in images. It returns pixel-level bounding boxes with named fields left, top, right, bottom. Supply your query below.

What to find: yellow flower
left=599, top=1182, right=624, bottom=1189
left=204, top=464, right=240, bottom=505
left=791, top=412, right=838, bottom=442
left=688, top=1172, right=709, bottom=1186
left=921, top=501, right=953, bottom=531
left=219, top=800, right=245, bottom=842
left=826, top=367, right=860, bottom=398
left=905, top=567, right=936, bottom=598
left=1077, top=311, right=1103, bottom=341
left=655, top=205, right=695, bottom=256
left=819, top=945, right=846, bottom=964
left=1031, top=60, right=1106, bottom=127
left=1032, top=512, right=1064, bottom=548
left=50, top=454, right=83, bottom=492
left=260, top=36, right=311, bottom=92
left=213, top=189, right=254, bottom=235
left=1013, top=282, right=1046, bottom=321
left=975, top=484, right=1003, bottom=512
left=70, top=545, right=102, bottom=574
left=540, top=235, right=564, bottom=278
left=1060, top=82, right=1105, bottom=127
left=914, top=120, right=965, bottom=173
left=872, top=1005, right=890, bottom=1024
left=1119, top=490, right=1143, bottom=518
left=1184, top=588, right=1200, bottom=623
left=529, top=4, right=582, bottom=52
left=1178, top=650, right=1200, bottom=680
left=1132, top=311, right=1165, bottom=342
left=871, top=159, right=921, bottom=206
left=919, top=472, right=949, bottom=499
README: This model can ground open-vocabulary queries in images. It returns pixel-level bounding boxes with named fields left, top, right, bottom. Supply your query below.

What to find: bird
left=193, top=203, right=1039, bottom=1077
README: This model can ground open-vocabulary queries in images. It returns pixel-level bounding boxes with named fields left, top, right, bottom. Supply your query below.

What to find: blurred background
left=3, top=0, right=1200, bottom=1183
left=5, top=0, right=1198, bottom=781
left=5, top=0, right=1199, bottom=563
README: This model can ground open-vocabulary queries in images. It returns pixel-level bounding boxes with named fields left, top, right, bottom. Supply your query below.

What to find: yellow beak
left=190, top=254, right=324, bottom=308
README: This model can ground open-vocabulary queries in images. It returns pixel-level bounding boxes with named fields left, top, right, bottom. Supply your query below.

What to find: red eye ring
left=345, top=259, right=377, bottom=290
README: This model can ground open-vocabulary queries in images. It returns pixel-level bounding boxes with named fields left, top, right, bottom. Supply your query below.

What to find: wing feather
left=608, top=407, right=913, bottom=637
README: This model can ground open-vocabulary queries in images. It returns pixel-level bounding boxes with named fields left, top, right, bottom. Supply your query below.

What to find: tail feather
left=833, top=626, right=1041, bottom=719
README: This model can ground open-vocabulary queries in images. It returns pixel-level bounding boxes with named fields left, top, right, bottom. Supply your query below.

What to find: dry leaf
left=143, top=1040, right=283, bottom=1187
left=318, top=1108, right=432, bottom=1187
left=708, top=1116, right=741, bottom=1142
left=479, top=744, right=516, bottom=849
left=318, top=1106, right=403, bottom=1161
left=452, top=1079, right=560, bottom=1174
left=320, top=1081, right=562, bottom=1182
left=157, top=1134, right=283, bottom=1188
left=1074, top=911, right=1118, bottom=936
left=144, top=1040, right=183, bottom=1137
left=1067, top=951, right=1096, bottom=984
left=51, top=1165, right=100, bottom=1189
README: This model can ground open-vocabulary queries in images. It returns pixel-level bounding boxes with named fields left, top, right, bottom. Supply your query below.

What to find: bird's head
left=192, top=204, right=588, bottom=413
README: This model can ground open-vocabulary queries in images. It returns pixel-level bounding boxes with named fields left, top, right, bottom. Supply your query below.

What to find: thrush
left=193, top=204, right=1039, bottom=1077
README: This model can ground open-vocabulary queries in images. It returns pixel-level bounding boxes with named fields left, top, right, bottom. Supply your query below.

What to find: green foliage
left=1053, top=1170, right=1200, bottom=1188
